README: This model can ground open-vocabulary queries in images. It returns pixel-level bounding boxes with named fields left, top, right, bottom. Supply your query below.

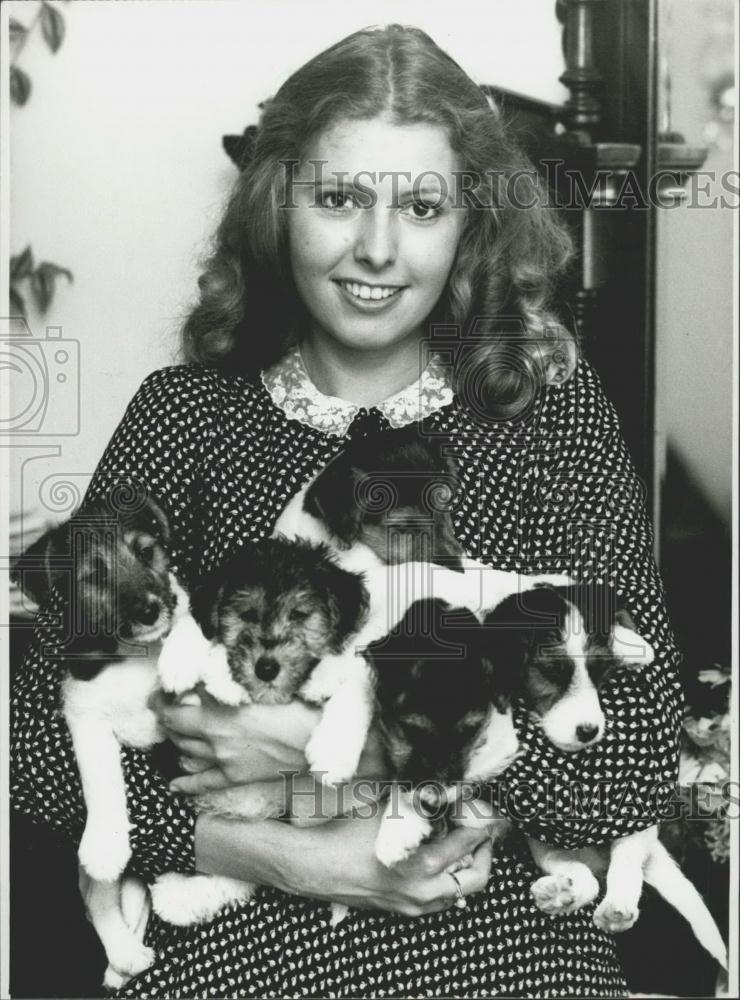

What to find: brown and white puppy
left=366, top=598, right=518, bottom=868
left=151, top=536, right=371, bottom=927
left=188, top=536, right=369, bottom=705
left=482, top=583, right=653, bottom=752
left=273, top=426, right=465, bottom=575
left=12, top=492, right=186, bottom=984
left=482, top=583, right=727, bottom=969
left=303, top=426, right=464, bottom=569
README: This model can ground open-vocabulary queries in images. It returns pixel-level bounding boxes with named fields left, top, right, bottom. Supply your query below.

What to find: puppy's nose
left=139, top=600, right=160, bottom=625
left=575, top=723, right=599, bottom=744
left=255, top=657, right=280, bottom=682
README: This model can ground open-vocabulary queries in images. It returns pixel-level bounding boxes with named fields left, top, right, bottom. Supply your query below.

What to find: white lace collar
left=261, top=346, right=454, bottom=436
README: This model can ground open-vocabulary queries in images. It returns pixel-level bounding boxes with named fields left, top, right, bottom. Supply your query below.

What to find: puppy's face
left=483, top=585, right=654, bottom=752
left=12, top=492, right=176, bottom=673
left=305, top=427, right=464, bottom=569
left=194, top=538, right=368, bottom=705
left=368, top=599, right=493, bottom=786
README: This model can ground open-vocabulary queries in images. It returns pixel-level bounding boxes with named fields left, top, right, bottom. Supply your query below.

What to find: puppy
left=301, top=558, right=573, bottom=786
left=273, top=426, right=465, bottom=575
left=150, top=536, right=370, bottom=926
left=366, top=598, right=518, bottom=870
left=12, top=492, right=186, bottom=983
left=483, top=584, right=728, bottom=968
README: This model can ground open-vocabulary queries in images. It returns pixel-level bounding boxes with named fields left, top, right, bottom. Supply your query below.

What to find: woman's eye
left=404, top=200, right=440, bottom=221
left=320, top=191, right=356, bottom=212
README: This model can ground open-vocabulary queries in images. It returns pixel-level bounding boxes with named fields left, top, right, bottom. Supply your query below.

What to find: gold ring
left=448, top=871, right=467, bottom=908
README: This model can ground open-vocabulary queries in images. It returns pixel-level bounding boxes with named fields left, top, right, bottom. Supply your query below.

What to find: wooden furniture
left=484, top=0, right=707, bottom=510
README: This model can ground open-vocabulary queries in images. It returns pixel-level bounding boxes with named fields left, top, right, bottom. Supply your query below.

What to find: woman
left=11, top=24, right=682, bottom=998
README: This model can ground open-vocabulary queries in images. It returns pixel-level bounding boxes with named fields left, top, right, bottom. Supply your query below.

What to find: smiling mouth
left=335, top=280, right=405, bottom=303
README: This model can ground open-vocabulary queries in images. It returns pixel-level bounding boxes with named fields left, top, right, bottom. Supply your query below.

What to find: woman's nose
left=353, top=208, right=398, bottom=269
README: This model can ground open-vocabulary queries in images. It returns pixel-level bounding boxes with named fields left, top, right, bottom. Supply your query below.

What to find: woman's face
left=286, top=117, right=466, bottom=358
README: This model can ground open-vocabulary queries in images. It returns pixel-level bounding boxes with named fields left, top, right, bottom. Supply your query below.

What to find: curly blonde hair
left=182, top=24, right=577, bottom=416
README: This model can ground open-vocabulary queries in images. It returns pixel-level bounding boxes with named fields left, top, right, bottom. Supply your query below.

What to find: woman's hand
left=153, top=689, right=388, bottom=793
left=196, top=806, right=495, bottom=917
left=295, top=811, right=494, bottom=915
left=153, top=688, right=317, bottom=787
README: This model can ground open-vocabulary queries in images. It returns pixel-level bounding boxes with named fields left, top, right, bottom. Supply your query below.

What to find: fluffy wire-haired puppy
left=12, top=491, right=188, bottom=984
left=189, top=536, right=370, bottom=705
left=366, top=598, right=519, bottom=870
left=482, top=583, right=728, bottom=969
left=151, top=536, right=371, bottom=927
left=274, top=425, right=465, bottom=573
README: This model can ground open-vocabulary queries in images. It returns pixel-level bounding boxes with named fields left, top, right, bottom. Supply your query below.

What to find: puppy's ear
left=481, top=591, right=547, bottom=705
left=615, top=607, right=636, bottom=631
left=137, top=494, right=171, bottom=546
left=305, top=460, right=363, bottom=547
left=612, top=606, right=655, bottom=669
left=11, top=520, right=70, bottom=608
left=189, top=572, right=226, bottom=641
left=317, top=560, right=370, bottom=648
left=118, top=488, right=171, bottom=546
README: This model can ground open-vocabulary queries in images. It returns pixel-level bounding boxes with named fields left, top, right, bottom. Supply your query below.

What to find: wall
left=6, top=0, right=567, bottom=537
left=654, top=0, right=735, bottom=530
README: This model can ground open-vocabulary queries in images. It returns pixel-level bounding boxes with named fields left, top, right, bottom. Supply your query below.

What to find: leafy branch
left=10, top=2, right=68, bottom=106
left=10, top=247, right=73, bottom=317
left=9, top=3, right=73, bottom=318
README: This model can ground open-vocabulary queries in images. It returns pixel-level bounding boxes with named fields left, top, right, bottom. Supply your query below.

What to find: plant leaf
left=10, top=246, right=34, bottom=280
left=40, top=2, right=65, bottom=54
left=10, top=18, right=28, bottom=45
left=10, top=286, right=27, bottom=317
left=31, top=262, right=74, bottom=312
left=10, top=66, right=31, bottom=106
left=38, top=261, right=74, bottom=284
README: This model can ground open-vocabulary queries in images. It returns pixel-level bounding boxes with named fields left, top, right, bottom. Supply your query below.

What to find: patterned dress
left=11, top=347, right=683, bottom=998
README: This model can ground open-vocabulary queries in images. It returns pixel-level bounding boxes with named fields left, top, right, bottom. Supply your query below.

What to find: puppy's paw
left=196, top=784, right=282, bottom=820
left=105, top=939, right=155, bottom=980
left=530, top=869, right=599, bottom=915
left=375, top=811, right=432, bottom=868
left=158, top=614, right=210, bottom=694
left=151, top=873, right=254, bottom=926
left=330, top=903, right=350, bottom=928
left=78, top=824, right=131, bottom=882
left=593, top=896, right=639, bottom=933
left=202, top=645, right=247, bottom=706
left=304, top=727, right=361, bottom=786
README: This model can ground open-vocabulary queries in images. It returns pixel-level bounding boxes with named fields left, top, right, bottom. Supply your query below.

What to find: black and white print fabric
left=11, top=351, right=683, bottom=998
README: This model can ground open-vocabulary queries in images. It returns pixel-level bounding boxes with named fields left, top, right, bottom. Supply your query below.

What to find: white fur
left=523, top=601, right=726, bottom=967
left=375, top=789, right=433, bottom=868
left=538, top=603, right=605, bottom=751
left=528, top=826, right=727, bottom=966
left=150, top=873, right=254, bottom=926
left=464, top=706, right=520, bottom=783
left=612, top=622, right=655, bottom=668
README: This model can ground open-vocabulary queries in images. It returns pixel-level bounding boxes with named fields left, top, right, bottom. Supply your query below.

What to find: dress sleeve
left=495, top=359, right=684, bottom=848
left=10, top=366, right=220, bottom=879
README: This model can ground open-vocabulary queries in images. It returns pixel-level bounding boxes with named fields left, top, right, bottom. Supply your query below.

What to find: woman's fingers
left=395, top=822, right=492, bottom=879
left=156, top=701, right=211, bottom=737
left=166, top=735, right=215, bottom=761
left=170, top=767, right=230, bottom=795
left=418, top=841, right=493, bottom=907
left=179, top=755, right=211, bottom=774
